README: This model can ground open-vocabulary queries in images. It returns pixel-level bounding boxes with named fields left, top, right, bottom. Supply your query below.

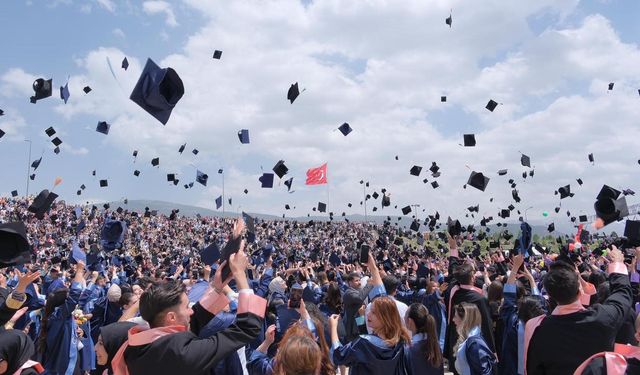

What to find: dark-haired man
left=343, top=271, right=374, bottom=342
left=525, top=246, right=635, bottom=374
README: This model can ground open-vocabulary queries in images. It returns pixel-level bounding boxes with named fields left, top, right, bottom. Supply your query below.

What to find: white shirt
left=365, top=295, right=409, bottom=333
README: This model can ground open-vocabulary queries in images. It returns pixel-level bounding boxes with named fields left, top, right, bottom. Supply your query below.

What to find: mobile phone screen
left=359, top=244, right=370, bottom=264
left=289, top=284, right=303, bottom=309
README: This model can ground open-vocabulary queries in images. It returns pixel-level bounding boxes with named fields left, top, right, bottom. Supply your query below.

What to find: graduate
left=0, top=329, right=44, bottom=375
left=452, top=303, right=497, bottom=375
left=95, top=322, right=137, bottom=375
left=405, top=303, right=444, bottom=375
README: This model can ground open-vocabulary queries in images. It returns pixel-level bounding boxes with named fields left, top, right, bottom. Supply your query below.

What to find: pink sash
left=447, top=284, right=484, bottom=321
left=573, top=352, right=627, bottom=375
left=111, top=325, right=186, bottom=375
left=579, top=282, right=596, bottom=306
left=13, top=360, right=44, bottom=374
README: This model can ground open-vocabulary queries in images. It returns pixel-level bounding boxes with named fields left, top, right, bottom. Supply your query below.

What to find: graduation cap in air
left=500, top=209, right=510, bottom=218
left=431, top=181, right=439, bottom=189
left=579, top=215, right=588, bottom=222
left=192, top=149, right=199, bottom=155
left=512, top=189, right=521, bottom=203
left=624, top=220, right=640, bottom=247
left=467, top=171, right=489, bottom=192
left=588, top=153, right=594, bottom=164
left=0, top=109, right=3, bottom=116
left=134, top=170, right=140, bottom=177
left=178, top=143, right=186, bottom=154
left=200, top=242, right=220, bottom=266
left=215, top=196, right=222, bottom=209
left=521, top=154, right=531, bottom=167
left=447, top=218, right=462, bottom=236
left=31, top=157, right=42, bottom=171
left=28, top=190, right=58, bottom=219
left=441, top=96, right=447, bottom=102
left=558, top=185, right=573, bottom=199
left=51, top=137, right=62, bottom=147
left=53, top=147, right=60, bottom=154
left=238, top=129, right=250, bottom=144
left=244, top=189, right=248, bottom=194
left=445, top=12, right=452, bottom=27
left=401, top=206, right=411, bottom=215
left=196, top=170, right=208, bottom=186
left=100, top=219, right=126, bottom=251
left=0, top=222, right=31, bottom=267
left=259, top=173, right=274, bottom=188
left=287, top=82, right=300, bottom=104
left=382, top=194, right=391, bottom=208
left=273, top=160, right=288, bottom=178
left=463, top=134, right=476, bottom=147
left=429, top=162, right=440, bottom=175
left=410, top=220, right=420, bottom=232
left=284, top=177, right=293, bottom=192
left=167, top=173, right=176, bottom=182
left=577, top=178, right=583, bottom=186
left=594, top=185, right=628, bottom=226
left=622, top=189, right=635, bottom=196
left=83, top=86, right=92, bottom=94
left=372, top=191, right=379, bottom=199
left=285, top=204, right=290, bottom=210
left=60, top=82, right=70, bottom=104
left=130, top=58, right=184, bottom=125
left=410, top=165, right=422, bottom=176
left=212, top=50, right=223, bottom=59
left=338, top=123, right=352, bottom=136
left=467, top=205, right=479, bottom=213
left=70, top=240, right=86, bottom=264
left=45, top=127, right=56, bottom=137
left=608, top=82, right=614, bottom=90
left=151, top=157, right=159, bottom=167
left=11, top=190, right=18, bottom=197
left=486, top=99, right=498, bottom=112
left=29, top=174, right=35, bottom=180
left=318, top=202, right=327, bottom=213
left=30, top=78, right=52, bottom=103
left=96, top=121, right=110, bottom=135
left=555, top=207, right=560, bottom=213
left=122, top=57, right=129, bottom=70
left=99, top=180, right=108, bottom=187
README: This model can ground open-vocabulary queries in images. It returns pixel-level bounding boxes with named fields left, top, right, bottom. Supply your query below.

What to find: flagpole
left=24, top=139, right=32, bottom=197
left=326, top=164, right=330, bottom=219
left=222, top=170, right=225, bottom=216
left=362, top=181, right=368, bottom=222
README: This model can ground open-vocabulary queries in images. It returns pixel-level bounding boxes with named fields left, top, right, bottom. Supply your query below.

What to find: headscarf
left=269, top=276, right=286, bottom=295
left=0, top=329, right=35, bottom=374
left=100, top=322, right=137, bottom=367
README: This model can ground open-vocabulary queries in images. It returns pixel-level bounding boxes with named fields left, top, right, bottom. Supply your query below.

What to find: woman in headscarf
left=94, top=322, right=137, bottom=375
left=0, top=329, right=44, bottom=375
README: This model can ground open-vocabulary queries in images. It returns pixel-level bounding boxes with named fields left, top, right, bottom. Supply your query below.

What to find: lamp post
left=524, top=206, right=534, bottom=222
left=218, top=168, right=225, bottom=216
left=360, top=180, right=367, bottom=222
left=410, top=204, right=421, bottom=220
left=24, top=139, right=32, bottom=196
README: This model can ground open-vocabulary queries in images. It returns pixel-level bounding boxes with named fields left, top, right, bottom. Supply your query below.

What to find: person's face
left=635, top=326, right=640, bottom=344
left=132, top=285, right=143, bottom=296
left=367, top=306, right=382, bottom=333
left=453, top=311, right=462, bottom=327
left=165, top=293, right=193, bottom=329
left=95, top=334, right=108, bottom=366
left=349, top=277, right=361, bottom=289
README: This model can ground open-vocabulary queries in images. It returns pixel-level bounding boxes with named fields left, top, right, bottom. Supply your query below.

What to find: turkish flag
left=305, top=163, right=327, bottom=185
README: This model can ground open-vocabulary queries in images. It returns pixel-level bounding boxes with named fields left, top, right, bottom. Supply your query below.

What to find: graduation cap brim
left=0, top=222, right=31, bottom=267
left=200, top=242, right=221, bottom=265
left=129, top=58, right=185, bottom=125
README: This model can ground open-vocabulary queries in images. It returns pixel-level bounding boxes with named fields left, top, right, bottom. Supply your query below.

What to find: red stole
left=111, top=325, right=186, bottom=375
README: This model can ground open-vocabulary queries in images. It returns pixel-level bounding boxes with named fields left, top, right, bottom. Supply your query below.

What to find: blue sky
left=1, top=0, right=639, bottom=233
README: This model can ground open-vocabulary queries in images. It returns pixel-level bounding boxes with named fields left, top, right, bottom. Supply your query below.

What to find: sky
left=1, top=0, right=639, bottom=233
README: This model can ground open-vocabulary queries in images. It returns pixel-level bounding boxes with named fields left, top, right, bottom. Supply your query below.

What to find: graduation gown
left=332, top=334, right=413, bottom=375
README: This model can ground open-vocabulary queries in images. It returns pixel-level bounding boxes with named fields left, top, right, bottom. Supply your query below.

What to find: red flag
left=305, top=163, right=327, bottom=185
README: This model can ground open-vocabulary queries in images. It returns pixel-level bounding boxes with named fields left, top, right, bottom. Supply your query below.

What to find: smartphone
left=289, top=284, right=303, bottom=309
left=359, top=244, right=370, bottom=264
left=220, top=236, right=242, bottom=281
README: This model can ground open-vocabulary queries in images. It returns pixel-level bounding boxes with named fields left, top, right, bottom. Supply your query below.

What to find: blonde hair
left=453, top=302, right=482, bottom=354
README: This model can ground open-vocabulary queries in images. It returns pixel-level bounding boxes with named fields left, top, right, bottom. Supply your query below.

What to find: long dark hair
left=407, top=303, right=443, bottom=368
left=38, top=288, right=69, bottom=354
left=323, top=282, right=342, bottom=314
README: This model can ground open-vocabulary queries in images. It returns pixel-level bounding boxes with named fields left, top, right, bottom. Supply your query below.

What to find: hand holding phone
left=289, top=284, right=303, bottom=309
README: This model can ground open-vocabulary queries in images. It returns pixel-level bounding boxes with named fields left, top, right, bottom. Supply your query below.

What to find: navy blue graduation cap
left=259, top=173, right=274, bottom=188
left=238, top=129, right=250, bottom=144
left=122, top=57, right=129, bottom=70
left=0, top=129, right=4, bottom=139
left=521, top=154, right=531, bottom=167
left=338, top=123, right=352, bottom=136
left=410, top=165, right=422, bottom=176
left=192, top=148, right=199, bottom=155
left=134, top=170, right=140, bottom=176
left=51, top=137, right=62, bottom=146
left=178, top=143, right=186, bottom=154
left=130, top=58, right=184, bottom=125
left=28, top=190, right=58, bottom=219
left=96, top=121, right=110, bottom=135
left=276, top=304, right=301, bottom=333
left=445, top=13, right=452, bottom=27
left=0, top=222, right=31, bottom=267
left=11, top=190, right=18, bottom=197
left=284, top=177, right=293, bottom=192
left=329, top=252, right=341, bottom=266
left=151, top=157, right=159, bottom=167
left=242, top=212, right=256, bottom=243
left=215, top=196, right=222, bottom=209
left=70, top=240, right=86, bottom=264
left=463, top=134, right=476, bottom=147
left=196, top=170, right=208, bottom=186
left=302, top=285, right=316, bottom=303
left=54, top=147, right=60, bottom=154
left=486, top=99, right=498, bottom=112
left=212, top=50, right=223, bottom=59
left=45, top=127, right=56, bottom=137
left=318, top=202, right=327, bottom=213
left=101, top=219, right=126, bottom=251
left=31, top=157, right=42, bottom=171
left=273, top=160, right=288, bottom=179
left=517, top=222, right=532, bottom=256
left=30, top=78, right=52, bottom=103
left=83, top=86, right=92, bottom=94
left=467, top=171, right=489, bottom=191
left=60, top=82, right=70, bottom=104
left=200, top=242, right=221, bottom=265
left=287, top=82, right=300, bottom=104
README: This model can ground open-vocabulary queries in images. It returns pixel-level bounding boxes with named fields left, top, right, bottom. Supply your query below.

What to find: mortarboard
left=445, top=13, right=452, bottom=27
left=431, top=181, right=439, bottom=189
left=521, top=154, right=531, bottom=167
left=410, top=165, right=422, bottom=176
left=529, top=170, right=534, bottom=177
left=284, top=177, right=293, bottom=192
left=382, top=194, right=391, bottom=207
left=441, top=96, right=447, bottom=102
left=624, top=220, right=640, bottom=246
left=508, top=204, right=515, bottom=211
left=0, top=109, right=3, bottom=116
left=11, top=190, right=18, bottom=197
left=579, top=215, right=588, bottom=222
left=100, top=179, right=108, bottom=187
left=28, top=190, right=58, bottom=219
left=468, top=205, right=479, bottom=213
left=178, top=143, right=186, bottom=154
left=285, top=204, right=290, bottom=210
left=622, top=189, right=635, bottom=196
left=96, top=121, right=110, bottom=135
left=53, top=147, right=60, bottom=154
left=130, top=58, right=184, bottom=125
left=287, top=82, right=300, bottom=104
left=200, top=242, right=221, bottom=265
left=608, top=82, right=614, bottom=90
left=486, top=99, right=498, bottom=112
left=259, top=173, right=274, bottom=188
left=212, top=50, right=222, bottom=59
left=29, top=174, right=35, bottom=180
left=594, top=185, right=628, bottom=226
left=410, top=220, right=420, bottom=232
left=151, top=157, right=159, bottom=167
left=71, top=241, right=86, bottom=264
left=512, top=189, right=521, bottom=203
left=30, top=78, right=52, bottom=103
left=31, top=157, right=42, bottom=171
left=0, top=129, right=4, bottom=138
left=577, top=178, right=583, bottom=186
left=273, top=160, right=288, bottom=178
left=238, top=129, right=250, bottom=144
left=402, top=206, right=411, bottom=215
left=101, top=219, right=126, bottom=251
left=500, top=209, right=510, bottom=218
left=167, top=173, right=176, bottom=182
left=121, top=57, right=129, bottom=70
left=52, top=137, right=62, bottom=146
left=467, top=171, right=489, bottom=192
left=45, top=127, right=56, bottom=137
left=338, top=123, right=352, bottom=136
left=132, top=150, right=138, bottom=158
left=0, top=222, right=31, bottom=267
left=215, top=196, right=222, bottom=209
left=558, top=185, right=573, bottom=199
left=60, top=83, right=70, bottom=104
left=196, top=170, right=208, bottom=186
left=83, top=86, right=92, bottom=94
left=348, top=203, right=353, bottom=208
left=134, top=170, right=140, bottom=176
left=192, top=149, right=199, bottom=155
left=463, top=134, right=476, bottom=147
left=588, top=153, right=594, bottom=164
left=447, top=218, right=462, bottom=236
left=372, top=191, right=379, bottom=199
left=244, top=189, right=248, bottom=194
left=318, top=202, right=327, bottom=213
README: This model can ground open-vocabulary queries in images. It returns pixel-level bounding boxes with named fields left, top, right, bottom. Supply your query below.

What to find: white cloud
left=143, top=1, right=178, bottom=27
left=0, top=68, right=40, bottom=99
left=95, top=0, right=116, bottom=13
left=112, top=28, right=126, bottom=38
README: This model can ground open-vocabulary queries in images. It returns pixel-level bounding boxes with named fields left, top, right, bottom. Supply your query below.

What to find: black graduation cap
left=463, top=134, right=476, bottom=147
left=467, top=204, right=479, bottom=213
left=28, top=190, right=58, bottom=219
left=45, top=127, right=56, bottom=137
left=196, top=170, right=208, bottom=186
left=99, top=179, right=108, bottom=187
left=287, top=82, right=300, bottom=104
left=212, top=50, right=223, bottom=59
left=53, top=147, right=60, bottom=155
left=522, top=172, right=527, bottom=179
left=178, top=143, right=186, bottom=154
left=348, top=203, right=353, bottom=208
left=445, top=13, right=452, bottom=27
left=167, top=173, right=176, bottom=182
left=555, top=207, right=560, bottom=213
left=588, top=153, right=594, bottom=164
left=579, top=215, right=588, bottom=222
left=382, top=194, right=390, bottom=207
left=244, top=189, right=248, bottom=194
left=259, top=173, right=274, bottom=188
left=96, top=121, right=110, bottom=135
left=284, top=177, right=293, bottom=192
left=0, top=109, right=3, bottom=116
left=410, top=165, right=422, bottom=176
left=285, top=204, right=290, bottom=210
left=441, top=96, right=447, bottom=102
left=431, top=181, right=439, bottom=189
left=467, top=171, right=489, bottom=192
left=594, top=185, right=628, bottom=225
left=512, top=189, right=521, bottom=203
left=338, top=123, right=352, bottom=136
left=11, top=190, right=18, bottom=197
left=60, top=82, right=70, bottom=104
left=447, top=218, right=462, bottom=236
left=30, top=78, right=52, bottom=103
left=122, top=57, right=129, bottom=70
left=0, top=129, right=4, bottom=139
left=215, top=196, right=222, bottom=209
left=318, top=202, right=327, bottom=213
left=577, top=178, right=583, bottom=186
left=192, top=149, right=199, bottom=155
left=624, top=220, right=640, bottom=246
left=151, top=157, right=159, bottom=167
left=486, top=99, right=498, bottom=112
left=608, top=82, right=614, bottom=90
left=238, top=129, right=250, bottom=144
left=508, top=204, right=515, bottom=211
left=29, top=174, right=35, bottom=180
left=134, top=170, right=140, bottom=177
left=0, top=222, right=31, bottom=267
left=521, top=154, right=531, bottom=167
left=500, top=209, right=510, bottom=218
left=372, top=191, right=379, bottom=199
left=529, top=170, right=534, bottom=177
left=130, top=58, right=184, bottom=125
left=423, top=178, right=429, bottom=184
left=31, top=157, right=42, bottom=171
left=402, top=206, right=411, bottom=215
left=273, top=160, right=288, bottom=178
left=558, top=185, right=573, bottom=199
left=410, top=220, right=420, bottom=232
left=51, top=137, right=62, bottom=146
left=83, top=86, right=92, bottom=94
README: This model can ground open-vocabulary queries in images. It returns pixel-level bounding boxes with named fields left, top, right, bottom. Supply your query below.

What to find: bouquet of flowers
left=73, top=309, right=88, bottom=326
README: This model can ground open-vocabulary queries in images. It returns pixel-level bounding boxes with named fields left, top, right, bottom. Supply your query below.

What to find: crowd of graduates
left=1, top=195, right=640, bottom=375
